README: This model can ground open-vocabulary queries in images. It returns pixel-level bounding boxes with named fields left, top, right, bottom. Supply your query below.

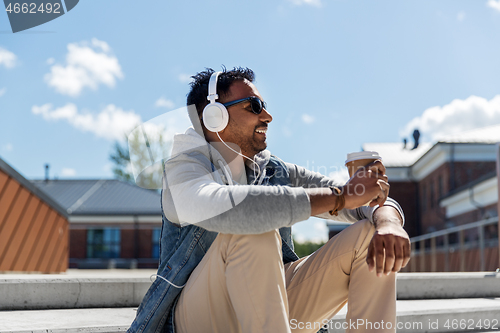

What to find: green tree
left=110, top=139, right=133, bottom=183
left=293, top=240, right=326, bottom=258
left=110, top=124, right=171, bottom=189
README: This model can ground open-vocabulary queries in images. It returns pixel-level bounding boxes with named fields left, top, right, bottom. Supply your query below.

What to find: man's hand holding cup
left=342, top=151, right=390, bottom=209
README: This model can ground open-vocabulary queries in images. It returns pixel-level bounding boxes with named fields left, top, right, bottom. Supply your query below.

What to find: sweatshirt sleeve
left=162, top=156, right=311, bottom=234
left=285, top=162, right=405, bottom=225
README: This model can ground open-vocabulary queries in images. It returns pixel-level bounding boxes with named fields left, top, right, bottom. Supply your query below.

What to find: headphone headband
left=207, top=71, right=222, bottom=103
left=203, top=71, right=228, bottom=132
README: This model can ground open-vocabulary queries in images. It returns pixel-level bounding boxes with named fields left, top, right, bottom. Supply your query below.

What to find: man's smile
left=255, top=127, right=267, bottom=135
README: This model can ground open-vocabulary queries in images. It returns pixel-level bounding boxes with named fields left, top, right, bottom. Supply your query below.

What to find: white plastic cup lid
left=345, top=151, right=381, bottom=164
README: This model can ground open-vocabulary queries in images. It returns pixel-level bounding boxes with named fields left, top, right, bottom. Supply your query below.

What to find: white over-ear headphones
left=202, top=71, right=229, bottom=132
left=202, top=70, right=263, bottom=183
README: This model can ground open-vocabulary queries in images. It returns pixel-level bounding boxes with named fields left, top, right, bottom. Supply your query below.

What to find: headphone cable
left=216, top=132, right=261, bottom=184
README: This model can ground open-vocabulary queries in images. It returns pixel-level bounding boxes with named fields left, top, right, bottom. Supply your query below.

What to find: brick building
left=366, top=127, right=499, bottom=238
left=327, top=124, right=500, bottom=241
left=0, top=157, right=69, bottom=273
left=33, top=179, right=162, bottom=269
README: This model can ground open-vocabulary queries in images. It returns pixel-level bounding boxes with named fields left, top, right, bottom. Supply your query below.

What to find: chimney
left=412, top=129, right=420, bottom=150
left=45, top=164, right=49, bottom=182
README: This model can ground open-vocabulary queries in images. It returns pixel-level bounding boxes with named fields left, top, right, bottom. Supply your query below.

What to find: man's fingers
left=369, top=180, right=390, bottom=207
left=375, top=238, right=385, bottom=277
left=346, top=160, right=392, bottom=208
left=402, top=239, right=411, bottom=268
left=379, top=179, right=390, bottom=193
left=369, top=233, right=411, bottom=275
left=378, top=180, right=390, bottom=205
left=392, top=242, right=405, bottom=272
left=368, top=160, right=386, bottom=176
left=366, top=240, right=376, bottom=272
left=384, top=239, right=395, bottom=275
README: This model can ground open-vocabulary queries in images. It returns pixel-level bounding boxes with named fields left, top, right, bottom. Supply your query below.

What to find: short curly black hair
left=186, top=66, right=255, bottom=128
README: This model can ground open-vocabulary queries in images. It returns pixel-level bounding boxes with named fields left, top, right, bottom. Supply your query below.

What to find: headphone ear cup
left=202, top=102, right=229, bottom=132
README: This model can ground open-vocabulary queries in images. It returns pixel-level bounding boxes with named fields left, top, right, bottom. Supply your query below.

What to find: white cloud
left=61, top=168, right=76, bottom=177
left=178, top=73, right=192, bottom=83
left=293, top=233, right=306, bottom=243
left=46, top=58, right=55, bottom=65
left=32, top=103, right=141, bottom=141
left=2, top=143, right=13, bottom=152
left=293, top=217, right=328, bottom=243
left=301, top=114, right=315, bottom=124
left=308, top=235, right=328, bottom=243
left=0, top=88, right=5, bottom=97
left=288, top=0, right=322, bottom=7
left=44, top=38, right=124, bottom=97
left=293, top=217, right=330, bottom=244
left=314, top=221, right=328, bottom=233
left=400, top=95, right=500, bottom=142
left=155, top=97, right=175, bottom=109
left=487, top=0, right=500, bottom=12
left=91, top=38, right=111, bottom=53
left=457, top=11, right=466, bottom=22
left=294, top=225, right=328, bottom=243
left=0, top=47, right=17, bottom=69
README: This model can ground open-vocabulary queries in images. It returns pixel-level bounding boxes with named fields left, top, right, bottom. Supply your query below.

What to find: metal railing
left=410, top=216, right=499, bottom=272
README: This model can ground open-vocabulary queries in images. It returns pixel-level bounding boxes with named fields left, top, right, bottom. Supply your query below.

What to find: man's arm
left=367, top=206, right=411, bottom=276
left=304, top=173, right=411, bottom=277
left=164, top=153, right=406, bottom=243
left=163, top=156, right=312, bottom=234
left=285, top=161, right=405, bottom=224
left=285, top=159, right=411, bottom=275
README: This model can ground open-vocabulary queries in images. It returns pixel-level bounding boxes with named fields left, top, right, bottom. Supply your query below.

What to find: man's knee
left=216, top=229, right=282, bottom=261
left=230, top=229, right=281, bottom=252
left=351, top=219, right=376, bottom=237
left=350, top=219, right=376, bottom=252
left=324, top=219, right=375, bottom=258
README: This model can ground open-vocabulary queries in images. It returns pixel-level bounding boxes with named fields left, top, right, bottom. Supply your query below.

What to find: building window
left=152, top=228, right=161, bottom=259
left=87, top=228, right=121, bottom=258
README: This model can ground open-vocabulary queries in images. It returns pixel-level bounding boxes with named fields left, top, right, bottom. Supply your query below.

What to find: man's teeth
left=255, top=129, right=267, bottom=134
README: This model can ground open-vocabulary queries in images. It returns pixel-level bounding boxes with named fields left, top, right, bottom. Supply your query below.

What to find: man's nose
left=260, top=108, right=273, bottom=123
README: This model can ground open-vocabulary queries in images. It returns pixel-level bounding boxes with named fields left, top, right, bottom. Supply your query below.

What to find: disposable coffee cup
left=345, top=151, right=381, bottom=178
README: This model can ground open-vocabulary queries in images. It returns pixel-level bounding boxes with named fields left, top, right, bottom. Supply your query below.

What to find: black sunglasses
left=222, top=96, right=267, bottom=115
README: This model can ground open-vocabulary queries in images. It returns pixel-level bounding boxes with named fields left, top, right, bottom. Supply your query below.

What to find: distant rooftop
left=364, top=124, right=500, bottom=167
left=32, top=179, right=161, bottom=216
left=437, top=124, right=500, bottom=144
left=362, top=142, right=433, bottom=167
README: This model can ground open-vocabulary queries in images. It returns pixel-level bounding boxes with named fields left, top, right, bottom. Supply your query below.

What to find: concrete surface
left=1, top=299, right=499, bottom=333
left=329, top=298, right=500, bottom=333
left=2, top=271, right=500, bottom=310
left=0, top=308, right=135, bottom=333
left=0, top=270, right=157, bottom=310
left=397, top=272, right=500, bottom=300
left=1, top=270, right=500, bottom=332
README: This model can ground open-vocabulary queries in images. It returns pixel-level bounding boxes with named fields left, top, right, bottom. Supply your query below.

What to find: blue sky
left=1, top=0, right=500, bottom=242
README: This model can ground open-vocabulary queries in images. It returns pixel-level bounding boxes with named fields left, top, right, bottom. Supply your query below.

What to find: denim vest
left=128, top=155, right=299, bottom=333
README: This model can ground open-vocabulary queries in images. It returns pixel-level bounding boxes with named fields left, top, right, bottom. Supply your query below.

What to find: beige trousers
left=174, top=220, right=396, bottom=333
